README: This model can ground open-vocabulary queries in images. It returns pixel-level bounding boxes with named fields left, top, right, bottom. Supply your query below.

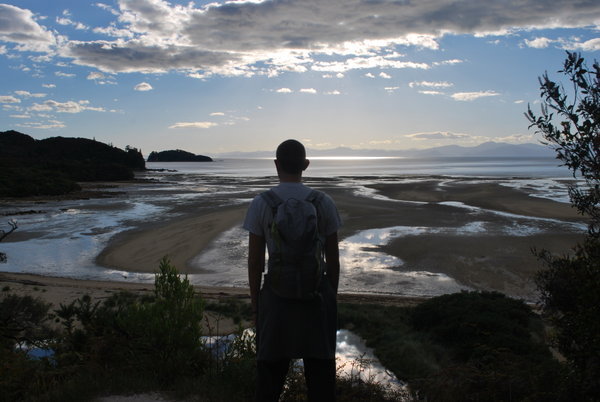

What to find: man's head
left=275, top=139, right=309, bottom=176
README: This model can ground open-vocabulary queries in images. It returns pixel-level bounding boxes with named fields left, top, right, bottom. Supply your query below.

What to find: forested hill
left=147, top=149, right=212, bottom=162
left=0, top=130, right=145, bottom=197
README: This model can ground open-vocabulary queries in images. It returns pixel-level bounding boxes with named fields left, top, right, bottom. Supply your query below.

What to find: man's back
left=243, top=139, right=341, bottom=401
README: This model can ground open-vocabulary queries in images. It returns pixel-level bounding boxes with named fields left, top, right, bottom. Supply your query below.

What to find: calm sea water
left=147, top=156, right=569, bottom=178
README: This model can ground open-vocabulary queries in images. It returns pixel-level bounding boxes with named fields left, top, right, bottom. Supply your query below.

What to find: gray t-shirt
left=243, top=182, right=342, bottom=360
left=243, top=182, right=342, bottom=240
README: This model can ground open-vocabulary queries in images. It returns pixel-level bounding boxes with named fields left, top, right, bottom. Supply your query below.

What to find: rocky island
left=147, top=149, right=213, bottom=162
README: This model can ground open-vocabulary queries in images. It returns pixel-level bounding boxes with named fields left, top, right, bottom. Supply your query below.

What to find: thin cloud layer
left=169, top=121, right=218, bottom=129
left=451, top=91, right=501, bottom=101
left=1, top=0, right=599, bottom=77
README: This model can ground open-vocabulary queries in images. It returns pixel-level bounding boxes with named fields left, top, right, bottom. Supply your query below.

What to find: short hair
left=276, top=139, right=306, bottom=174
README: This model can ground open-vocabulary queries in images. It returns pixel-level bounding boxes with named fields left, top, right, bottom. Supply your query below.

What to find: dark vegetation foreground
left=1, top=258, right=568, bottom=402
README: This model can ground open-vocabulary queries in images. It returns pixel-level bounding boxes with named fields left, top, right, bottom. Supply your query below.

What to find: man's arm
left=324, top=232, right=340, bottom=293
left=248, top=232, right=266, bottom=319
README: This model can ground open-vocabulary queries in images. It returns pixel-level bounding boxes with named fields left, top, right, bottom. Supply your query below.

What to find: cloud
left=1, top=0, right=597, bottom=83
left=524, top=37, right=553, bottom=48
left=494, top=133, right=536, bottom=143
left=87, top=72, right=106, bottom=80
left=312, top=57, right=429, bottom=73
left=562, top=37, right=600, bottom=51
left=406, top=131, right=471, bottom=140
left=0, top=95, right=20, bottom=103
left=523, top=36, right=600, bottom=52
left=419, top=90, right=444, bottom=95
left=95, top=3, right=120, bottom=16
left=368, top=139, right=393, bottom=145
left=134, top=82, right=153, bottom=91
left=324, top=90, right=341, bottom=95
left=409, top=81, right=453, bottom=88
left=14, top=90, right=46, bottom=98
left=55, top=71, right=76, bottom=78
left=16, top=120, right=66, bottom=129
left=379, top=72, right=391, bottom=79
left=56, top=15, right=88, bottom=30
left=42, top=84, right=56, bottom=88
left=300, top=88, right=317, bottom=94
left=54, top=0, right=600, bottom=76
left=29, top=99, right=106, bottom=113
left=451, top=90, right=500, bottom=101
left=275, top=87, right=293, bottom=93
left=432, top=59, right=463, bottom=66
left=210, top=112, right=225, bottom=116
left=168, top=121, right=218, bottom=129
left=0, top=4, right=56, bottom=51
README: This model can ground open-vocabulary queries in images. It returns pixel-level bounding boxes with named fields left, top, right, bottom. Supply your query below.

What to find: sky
left=0, top=0, right=599, bottom=156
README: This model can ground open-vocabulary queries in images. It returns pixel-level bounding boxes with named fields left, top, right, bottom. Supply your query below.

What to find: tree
left=526, top=51, right=599, bottom=236
left=527, top=52, right=600, bottom=399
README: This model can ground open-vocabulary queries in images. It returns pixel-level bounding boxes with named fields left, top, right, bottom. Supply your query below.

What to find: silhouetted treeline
left=147, top=149, right=212, bottom=162
left=0, top=130, right=145, bottom=197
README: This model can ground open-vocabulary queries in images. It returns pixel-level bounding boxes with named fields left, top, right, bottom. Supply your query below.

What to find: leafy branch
left=526, top=51, right=600, bottom=236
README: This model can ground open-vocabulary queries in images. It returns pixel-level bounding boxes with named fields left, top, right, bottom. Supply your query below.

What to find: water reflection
left=203, top=328, right=406, bottom=396
left=338, top=226, right=467, bottom=296
left=336, top=329, right=405, bottom=392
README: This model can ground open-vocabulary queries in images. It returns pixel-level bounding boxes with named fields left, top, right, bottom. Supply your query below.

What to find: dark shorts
left=257, top=276, right=337, bottom=360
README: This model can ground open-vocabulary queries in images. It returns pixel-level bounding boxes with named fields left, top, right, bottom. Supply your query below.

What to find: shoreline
left=1, top=174, right=587, bottom=302
left=0, top=271, right=425, bottom=311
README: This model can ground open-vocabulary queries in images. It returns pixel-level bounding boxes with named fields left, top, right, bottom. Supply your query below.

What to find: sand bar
left=2, top=175, right=588, bottom=303
left=88, top=178, right=586, bottom=299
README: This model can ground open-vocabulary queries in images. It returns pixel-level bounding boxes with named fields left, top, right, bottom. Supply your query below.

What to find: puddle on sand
left=190, top=225, right=468, bottom=297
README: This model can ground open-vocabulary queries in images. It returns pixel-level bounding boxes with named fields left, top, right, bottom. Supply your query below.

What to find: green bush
left=339, top=292, right=564, bottom=401
left=53, top=258, right=207, bottom=383
left=0, top=293, right=55, bottom=402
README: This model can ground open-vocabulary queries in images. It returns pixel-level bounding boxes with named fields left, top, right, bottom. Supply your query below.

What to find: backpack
left=260, top=189, right=326, bottom=300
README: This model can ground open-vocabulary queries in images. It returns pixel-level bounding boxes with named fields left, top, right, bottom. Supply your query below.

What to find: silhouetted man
left=244, top=139, right=342, bottom=401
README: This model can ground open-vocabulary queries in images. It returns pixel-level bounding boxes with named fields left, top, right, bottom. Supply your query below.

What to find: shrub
left=53, top=257, right=207, bottom=384
left=339, top=292, right=563, bottom=401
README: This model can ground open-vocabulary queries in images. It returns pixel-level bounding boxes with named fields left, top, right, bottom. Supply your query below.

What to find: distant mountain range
left=215, top=142, right=556, bottom=159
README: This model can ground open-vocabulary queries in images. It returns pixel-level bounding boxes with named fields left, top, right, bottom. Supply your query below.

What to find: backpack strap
left=305, top=190, right=326, bottom=235
left=260, top=189, right=282, bottom=212
left=305, top=189, right=325, bottom=205
left=260, top=190, right=283, bottom=268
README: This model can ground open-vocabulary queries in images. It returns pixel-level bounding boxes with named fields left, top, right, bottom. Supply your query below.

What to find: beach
left=93, top=177, right=584, bottom=300
left=1, top=163, right=587, bottom=308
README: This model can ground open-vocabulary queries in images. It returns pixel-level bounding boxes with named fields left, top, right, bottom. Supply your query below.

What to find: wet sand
left=96, top=205, right=247, bottom=274
left=92, top=178, right=585, bottom=299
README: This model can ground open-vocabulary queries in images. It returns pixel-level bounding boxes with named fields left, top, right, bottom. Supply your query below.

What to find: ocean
left=147, top=156, right=569, bottom=178
left=0, top=156, right=581, bottom=299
